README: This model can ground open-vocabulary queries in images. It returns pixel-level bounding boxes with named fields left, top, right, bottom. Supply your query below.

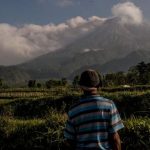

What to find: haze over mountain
left=0, top=2, right=150, bottom=83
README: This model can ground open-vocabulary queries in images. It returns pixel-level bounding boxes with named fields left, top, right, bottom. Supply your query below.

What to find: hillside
left=0, top=18, right=150, bottom=82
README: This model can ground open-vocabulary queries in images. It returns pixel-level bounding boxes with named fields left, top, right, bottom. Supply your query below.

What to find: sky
left=0, top=0, right=150, bottom=65
left=0, top=0, right=150, bottom=25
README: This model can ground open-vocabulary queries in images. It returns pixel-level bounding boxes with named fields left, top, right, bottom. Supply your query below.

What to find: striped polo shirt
left=64, top=95, right=124, bottom=150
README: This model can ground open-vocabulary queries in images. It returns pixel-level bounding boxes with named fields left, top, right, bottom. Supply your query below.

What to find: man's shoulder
left=92, top=96, right=114, bottom=106
left=68, top=96, right=114, bottom=113
left=69, top=101, right=81, bottom=111
left=99, top=96, right=113, bottom=103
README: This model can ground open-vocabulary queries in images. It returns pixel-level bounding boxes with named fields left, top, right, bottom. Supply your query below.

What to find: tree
left=104, top=72, right=127, bottom=86
left=104, top=73, right=116, bottom=87
left=28, top=80, right=36, bottom=88
left=96, top=71, right=103, bottom=87
left=37, top=83, right=42, bottom=88
left=45, top=80, right=53, bottom=89
left=126, top=61, right=150, bottom=85
left=0, top=79, right=2, bottom=88
left=127, top=66, right=139, bottom=85
left=115, top=72, right=126, bottom=85
left=147, top=63, right=150, bottom=84
left=136, top=61, right=148, bottom=84
left=45, top=79, right=62, bottom=88
left=72, top=75, right=80, bottom=88
left=61, top=78, right=68, bottom=86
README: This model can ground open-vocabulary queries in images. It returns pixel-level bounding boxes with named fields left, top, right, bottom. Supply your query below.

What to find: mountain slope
left=68, top=50, right=150, bottom=78
left=1, top=18, right=150, bottom=82
left=95, top=50, right=150, bottom=73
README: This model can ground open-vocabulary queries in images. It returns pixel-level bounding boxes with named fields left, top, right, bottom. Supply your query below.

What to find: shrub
left=0, top=117, right=46, bottom=150
left=121, top=117, right=150, bottom=150
left=28, top=80, right=36, bottom=88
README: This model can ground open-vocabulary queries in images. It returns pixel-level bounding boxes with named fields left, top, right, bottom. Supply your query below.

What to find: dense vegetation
left=0, top=62, right=150, bottom=149
left=0, top=86, right=150, bottom=150
left=0, top=61, right=150, bottom=88
left=102, top=62, right=150, bottom=86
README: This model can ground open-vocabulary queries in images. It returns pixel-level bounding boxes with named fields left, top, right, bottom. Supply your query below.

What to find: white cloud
left=0, top=16, right=105, bottom=65
left=82, top=48, right=91, bottom=53
left=66, top=16, right=87, bottom=28
left=112, top=2, right=143, bottom=25
left=88, top=16, right=107, bottom=22
left=0, top=2, right=144, bottom=65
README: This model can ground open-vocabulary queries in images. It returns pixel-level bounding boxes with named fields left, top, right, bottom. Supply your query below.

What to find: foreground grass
left=0, top=115, right=150, bottom=150
left=0, top=87, right=150, bottom=149
left=0, top=89, right=150, bottom=119
left=121, top=117, right=150, bottom=150
left=0, top=110, right=67, bottom=150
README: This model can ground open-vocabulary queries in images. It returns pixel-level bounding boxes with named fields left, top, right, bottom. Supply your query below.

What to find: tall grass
left=121, top=117, right=150, bottom=150
left=0, top=87, right=150, bottom=149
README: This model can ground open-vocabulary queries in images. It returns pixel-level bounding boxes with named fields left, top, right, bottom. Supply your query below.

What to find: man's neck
left=84, top=90, right=98, bottom=96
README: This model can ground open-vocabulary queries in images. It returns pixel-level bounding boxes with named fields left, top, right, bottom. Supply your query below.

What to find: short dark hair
left=79, top=69, right=102, bottom=88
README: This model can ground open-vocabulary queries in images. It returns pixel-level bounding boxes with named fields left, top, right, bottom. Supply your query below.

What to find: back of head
left=79, top=69, right=102, bottom=89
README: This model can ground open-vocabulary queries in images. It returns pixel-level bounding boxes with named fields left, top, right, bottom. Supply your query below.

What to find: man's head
left=79, top=69, right=101, bottom=92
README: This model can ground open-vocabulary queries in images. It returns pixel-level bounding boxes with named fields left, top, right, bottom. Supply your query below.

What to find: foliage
left=0, top=116, right=150, bottom=150
left=37, top=83, right=42, bottom=88
left=0, top=117, right=47, bottom=150
left=0, top=78, right=2, bottom=88
left=28, top=80, right=36, bottom=88
left=101, top=85, right=150, bottom=92
left=45, top=79, right=63, bottom=89
left=0, top=87, right=150, bottom=149
left=72, top=75, right=80, bottom=88
left=121, top=117, right=150, bottom=150
left=103, top=72, right=126, bottom=87
left=103, top=62, right=150, bottom=86
left=61, top=78, right=68, bottom=86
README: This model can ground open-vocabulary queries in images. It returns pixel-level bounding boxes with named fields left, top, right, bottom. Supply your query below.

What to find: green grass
left=0, top=109, right=67, bottom=150
left=0, top=87, right=150, bottom=149
left=121, top=117, right=150, bottom=150
left=0, top=116, right=150, bottom=150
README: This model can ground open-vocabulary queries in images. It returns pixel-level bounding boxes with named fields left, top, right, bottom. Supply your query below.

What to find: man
left=64, top=69, right=124, bottom=150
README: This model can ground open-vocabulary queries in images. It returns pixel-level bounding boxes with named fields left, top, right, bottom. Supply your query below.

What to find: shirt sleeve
left=64, top=115, right=76, bottom=140
left=109, top=102, right=124, bottom=133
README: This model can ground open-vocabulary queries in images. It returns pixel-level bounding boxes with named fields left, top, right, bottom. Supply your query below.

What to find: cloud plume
left=0, top=2, right=145, bottom=66
left=0, top=16, right=105, bottom=65
left=112, top=2, right=143, bottom=25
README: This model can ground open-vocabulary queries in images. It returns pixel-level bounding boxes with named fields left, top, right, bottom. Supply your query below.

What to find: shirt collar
left=80, top=94, right=101, bottom=102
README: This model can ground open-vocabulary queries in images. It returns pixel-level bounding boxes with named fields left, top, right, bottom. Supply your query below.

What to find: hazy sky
left=0, top=0, right=150, bottom=25
left=0, top=0, right=150, bottom=65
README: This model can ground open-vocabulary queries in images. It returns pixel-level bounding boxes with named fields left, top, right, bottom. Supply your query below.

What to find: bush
left=28, top=80, right=36, bottom=88
left=0, top=117, right=46, bottom=150
left=100, top=91, right=150, bottom=118
left=121, top=117, right=150, bottom=150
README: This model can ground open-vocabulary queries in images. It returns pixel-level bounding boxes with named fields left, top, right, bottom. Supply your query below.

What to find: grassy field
left=0, top=86, right=150, bottom=150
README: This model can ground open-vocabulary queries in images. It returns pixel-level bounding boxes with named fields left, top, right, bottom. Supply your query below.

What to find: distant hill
left=1, top=18, right=150, bottom=83
left=68, top=50, right=150, bottom=78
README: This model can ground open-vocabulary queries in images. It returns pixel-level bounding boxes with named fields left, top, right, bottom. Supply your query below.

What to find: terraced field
left=0, top=87, right=150, bottom=150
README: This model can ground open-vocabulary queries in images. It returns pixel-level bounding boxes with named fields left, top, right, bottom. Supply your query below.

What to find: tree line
left=0, top=61, right=150, bottom=88
left=73, top=62, right=150, bottom=87
left=103, top=61, right=150, bottom=86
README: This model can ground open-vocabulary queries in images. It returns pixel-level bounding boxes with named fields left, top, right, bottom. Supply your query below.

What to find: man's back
left=64, top=69, right=124, bottom=150
left=64, top=95, right=124, bottom=150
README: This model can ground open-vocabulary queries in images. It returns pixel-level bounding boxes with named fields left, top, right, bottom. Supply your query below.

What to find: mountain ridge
left=1, top=18, right=150, bottom=83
